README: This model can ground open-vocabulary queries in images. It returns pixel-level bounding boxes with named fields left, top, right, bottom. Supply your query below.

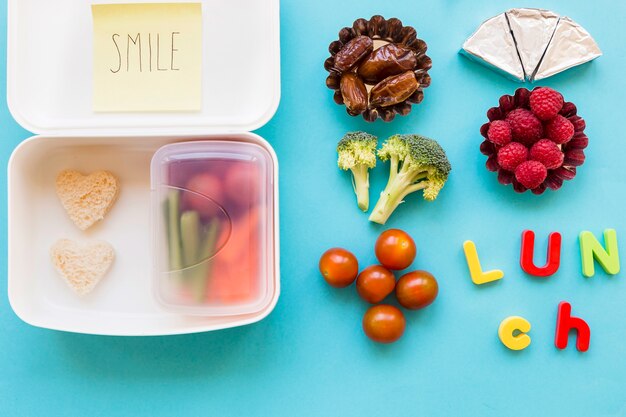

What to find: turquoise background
left=1, top=0, right=625, bottom=415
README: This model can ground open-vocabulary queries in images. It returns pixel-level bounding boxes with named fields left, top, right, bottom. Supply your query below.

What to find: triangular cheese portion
left=533, top=17, right=602, bottom=81
left=462, top=13, right=524, bottom=81
left=506, top=8, right=560, bottom=79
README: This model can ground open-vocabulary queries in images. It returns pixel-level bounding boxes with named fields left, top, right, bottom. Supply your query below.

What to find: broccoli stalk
left=369, top=134, right=451, bottom=225
left=337, top=132, right=378, bottom=212
left=350, top=164, right=371, bottom=211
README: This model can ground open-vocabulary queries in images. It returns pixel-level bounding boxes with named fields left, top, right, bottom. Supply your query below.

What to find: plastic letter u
left=520, top=230, right=562, bottom=277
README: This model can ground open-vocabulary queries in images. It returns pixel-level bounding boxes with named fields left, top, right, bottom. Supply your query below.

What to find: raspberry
left=497, top=142, right=528, bottom=171
left=530, top=139, right=564, bottom=170
left=515, top=161, right=548, bottom=189
left=487, top=120, right=512, bottom=146
left=545, top=115, right=574, bottom=144
left=481, top=87, right=587, bottom=194
left=529, top=87, right=564, bottom=121
left=506, top=108, right=543, bottom=146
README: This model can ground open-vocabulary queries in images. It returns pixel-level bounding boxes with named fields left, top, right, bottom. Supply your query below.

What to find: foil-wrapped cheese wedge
left=461, top=13, right=524, bottom=81
left=461, top=8, right=602, bottom=82
left=506, top=8, right=560, bottom=80
left=533, top=17, right=602, bottom=81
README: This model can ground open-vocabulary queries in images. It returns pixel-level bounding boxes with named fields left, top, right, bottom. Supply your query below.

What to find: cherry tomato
left=395, top=270, right=438, bottom=310
left=224, top=162, right=260, bottom=207
left=362, top=304, right=406, bottom=343
left=183, top=173, right=224, bottom=218
left=356, top=265, right=396, bottom=303
left=375, top=229, right=417, bottom=270
left=319, top=248, right=359, bottom=288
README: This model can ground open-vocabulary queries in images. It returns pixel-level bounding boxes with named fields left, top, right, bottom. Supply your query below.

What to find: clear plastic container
left=151, top=140, right=276, bottom=316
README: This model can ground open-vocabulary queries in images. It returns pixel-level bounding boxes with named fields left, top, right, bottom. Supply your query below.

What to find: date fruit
left=334, top=36, right=374, bottom=73
left=340, top=73, right=368, bottom=115
left=369, top=71, right=419, bottom=108
left=358, top=44, right=417, bottom=84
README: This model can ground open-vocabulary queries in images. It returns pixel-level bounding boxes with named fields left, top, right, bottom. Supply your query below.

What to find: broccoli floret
left=369, top=134, right=451, bottom=224
left=337, top=132, right=378, bottom=212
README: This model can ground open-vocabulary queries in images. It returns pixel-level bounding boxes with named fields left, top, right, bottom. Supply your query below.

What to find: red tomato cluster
left=319, top=229, right=439, bottom=344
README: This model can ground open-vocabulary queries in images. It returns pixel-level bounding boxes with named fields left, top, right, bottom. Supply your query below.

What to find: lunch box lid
left=6, top=0, right=281, bottom=135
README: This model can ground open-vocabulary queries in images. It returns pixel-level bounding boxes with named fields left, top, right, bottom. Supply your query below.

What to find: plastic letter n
left=579, top=229, right=620, bottom=277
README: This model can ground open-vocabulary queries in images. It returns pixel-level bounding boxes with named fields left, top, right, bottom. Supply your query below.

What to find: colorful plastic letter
left=498, top=316, right=531, bottom=351
left=579, top=229, right=620, bottom=277
left=520, top=230, right=562, bottom=277
left=463, top=240, right=504, bottom=285
left=555, top=302, right=590, bottom=352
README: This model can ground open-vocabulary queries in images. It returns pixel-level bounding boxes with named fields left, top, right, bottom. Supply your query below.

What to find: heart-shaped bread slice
left=56, top=170, right=120, bottom=231
left=50, top=239, right=115, bottom=295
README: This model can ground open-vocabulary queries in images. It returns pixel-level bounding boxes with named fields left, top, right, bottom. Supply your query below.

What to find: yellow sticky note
left=92, top=3, right=202, bottom=112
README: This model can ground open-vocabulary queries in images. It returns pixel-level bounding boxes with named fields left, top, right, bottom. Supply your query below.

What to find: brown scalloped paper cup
left=324, top=16, right=432, bottom=122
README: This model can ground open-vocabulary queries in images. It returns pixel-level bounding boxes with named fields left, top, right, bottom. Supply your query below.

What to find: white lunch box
left=6, top=0, right=281, bottom=336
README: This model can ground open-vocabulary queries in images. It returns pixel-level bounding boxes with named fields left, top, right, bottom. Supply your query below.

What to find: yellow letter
left=498, top=316, right=531, bottom=351
left=463, top=240, right=504, bottom=285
